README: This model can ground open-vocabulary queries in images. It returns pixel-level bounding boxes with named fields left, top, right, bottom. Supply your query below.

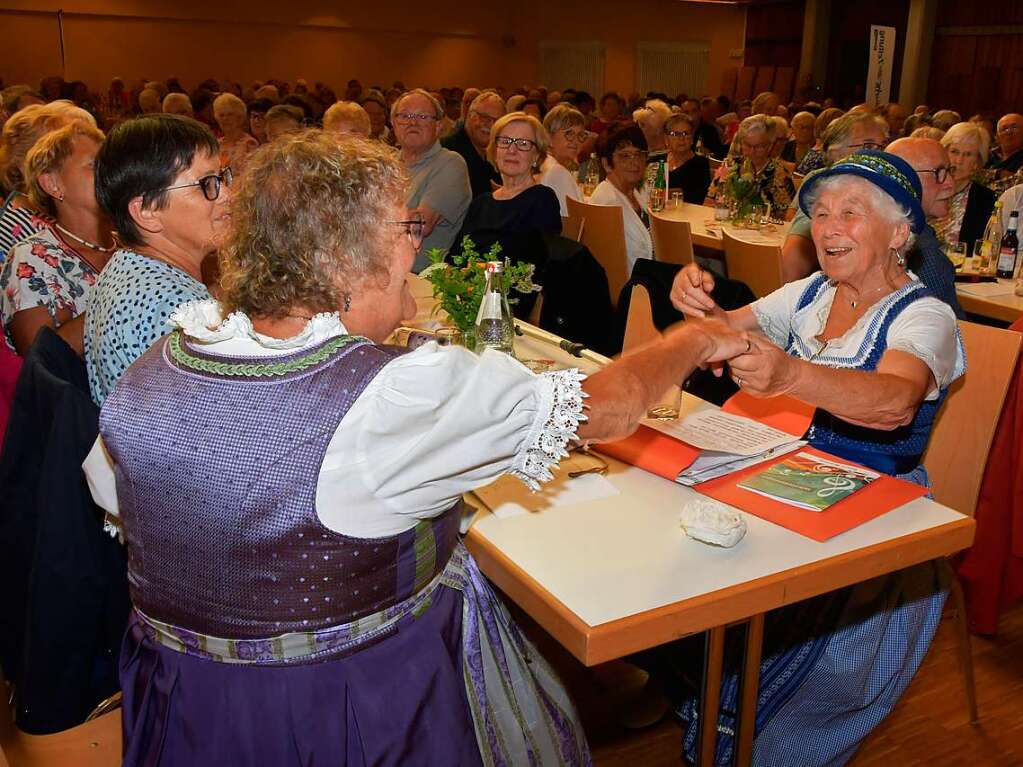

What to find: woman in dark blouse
left=458, top=111, right=561, bottom=244
left=664, top=114, right=711, bottom=204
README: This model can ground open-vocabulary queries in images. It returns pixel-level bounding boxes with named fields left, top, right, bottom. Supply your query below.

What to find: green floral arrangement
left=717, top=158, right=766, bottom=219
left=421, top=236, right=540, bottom=338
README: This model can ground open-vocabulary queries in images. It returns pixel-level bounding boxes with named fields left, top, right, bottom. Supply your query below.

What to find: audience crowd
left=1, top=68, right=1021, bottom=766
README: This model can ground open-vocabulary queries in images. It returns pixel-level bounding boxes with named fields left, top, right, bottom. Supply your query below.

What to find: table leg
left=734, top=613, right=765, bottom=767
left=697, top=625, right=726, bottom=767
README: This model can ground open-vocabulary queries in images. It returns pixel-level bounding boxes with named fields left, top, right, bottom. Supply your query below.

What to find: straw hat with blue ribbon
left=797, top=149, right=927, bottom=234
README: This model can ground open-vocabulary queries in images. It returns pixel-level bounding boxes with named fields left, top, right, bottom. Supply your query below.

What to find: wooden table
left=956, top=279, right=1023, bottom=323
left=405, top=276, right=976, bottom=766
left=653, top=202, right=790, bottom=251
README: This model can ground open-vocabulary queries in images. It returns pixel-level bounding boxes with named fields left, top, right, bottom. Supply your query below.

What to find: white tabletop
left=653, top=202, right=790, bottom=251
left=956, top=278, right=1023, bottom=323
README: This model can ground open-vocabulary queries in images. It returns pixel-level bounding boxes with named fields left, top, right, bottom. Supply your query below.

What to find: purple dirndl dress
left=101, top=330, right=590, bottom=766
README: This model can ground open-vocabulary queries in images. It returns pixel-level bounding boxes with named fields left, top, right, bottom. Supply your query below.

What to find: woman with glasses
left=455, top=112, right=561, bottom=251
left=84, top=131, right=751, bottom=766
left=936, top=122, right=996, bottom=252
left=706, top=115, right=795, bottom=212
left=539, top=104, right=585, bottom=216
left=664, top=113, right=711, bottom=204
left=589, top=124, right=653, bottom=272
left=0, top=122, right=109, bottom=355
left=84, top=114, right=230, bottom=406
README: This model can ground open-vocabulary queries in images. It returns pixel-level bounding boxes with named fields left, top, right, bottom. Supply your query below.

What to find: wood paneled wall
left=927, top=0, right=1023, bottom=118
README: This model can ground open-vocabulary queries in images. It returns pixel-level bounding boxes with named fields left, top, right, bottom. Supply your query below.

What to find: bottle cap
left=485, top=260, right=504, bottom=273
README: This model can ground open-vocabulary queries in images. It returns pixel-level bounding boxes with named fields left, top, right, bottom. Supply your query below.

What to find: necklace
left=54, top=222, right=114, bottom=253
left=842, top=283, right=889, bottom=310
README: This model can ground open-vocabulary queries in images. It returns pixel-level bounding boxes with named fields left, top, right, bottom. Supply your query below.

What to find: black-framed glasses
left=394, top=111, right=438, bottom=123
left=390, top=217, right=424, bottom=249
left=471, top=110, right=500, bottom=127
left=159, top=166, right=233, bottom=201
left=495, top=135, right=536, bottom=151
left=613, top=149, right=647, bottom=163
left=915, top=165, right=952, bottom=183
left=847, top=140, right=886, bottom=151
left=666, top=130, right=691, bottom=138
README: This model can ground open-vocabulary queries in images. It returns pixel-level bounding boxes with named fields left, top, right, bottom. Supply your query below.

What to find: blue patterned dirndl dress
left=679, top=274, right=964, bottom=766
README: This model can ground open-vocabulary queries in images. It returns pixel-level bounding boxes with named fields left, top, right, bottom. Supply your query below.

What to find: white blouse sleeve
left=315, top=344, right=586, bottom=538
left=540, top=163, right=581, bottom=217
left=885, top=297, right=964, bottom=399
left=82, top=436, right=123, bottom=540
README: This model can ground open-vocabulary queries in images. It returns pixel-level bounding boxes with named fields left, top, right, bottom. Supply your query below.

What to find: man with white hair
left=989, top=113, right=1023, bottom=176
left=393, top=89, right=471, bottom=270
left=322, top=101, right=370, bottom=137
left=442, top=90, right=504, bottom=197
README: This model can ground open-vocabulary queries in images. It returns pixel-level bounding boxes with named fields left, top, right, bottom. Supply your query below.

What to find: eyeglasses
left=395, top=111, right=438, bottom=123
left=158, top=166, right=233, bottom=202
left=495, top=135, right=537, bottom=151
left=666, top=130, right=691, bottom=138
left=471, top=110, right=501, bottom=127
left=915, top=165, right=953, bottom=183
left=847, top=140, right=886, bottom=151
left=390, top=217, right=424, bottom=250
left=998, top=124, right=1020, bottom=135
left=613, top=150, right=647, bottom=163
left=559, top=128, right=585, bottom=142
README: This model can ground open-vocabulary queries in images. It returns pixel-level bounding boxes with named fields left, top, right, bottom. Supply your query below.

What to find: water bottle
left=978, top=201, right=1002, bottom=273
left=649, top=160, right=667, bottom=213
left=581, top=154, right=600, bottom=197
left=474, top=261, right=515, bottom=356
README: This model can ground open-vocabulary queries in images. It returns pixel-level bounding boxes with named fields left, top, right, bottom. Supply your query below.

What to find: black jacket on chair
left=0, top=328, right=129, bottom=734
left=958, top=183, right=998, bottom=253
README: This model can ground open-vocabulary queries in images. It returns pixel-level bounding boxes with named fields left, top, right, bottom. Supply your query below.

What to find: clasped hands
left=670, top=263, right=798, bottom=398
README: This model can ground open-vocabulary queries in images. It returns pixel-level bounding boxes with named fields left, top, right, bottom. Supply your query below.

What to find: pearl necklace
left=54, top=222, right=114, bottom=254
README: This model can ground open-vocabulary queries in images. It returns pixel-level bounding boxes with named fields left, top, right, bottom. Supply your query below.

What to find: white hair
left=941, top=121, right=990, bottom=165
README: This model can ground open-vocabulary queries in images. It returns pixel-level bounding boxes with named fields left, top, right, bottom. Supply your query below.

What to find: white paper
left=676, top=442, right=805, bottom=485
left=957, top=282, right=1016, bottom=298
left=644, top=409, right=799, bottom=456
left=476, top=473, right=621, bottom=519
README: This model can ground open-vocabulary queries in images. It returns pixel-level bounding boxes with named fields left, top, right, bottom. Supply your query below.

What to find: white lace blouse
left=84, top=300, right=586, bottom=539
left=750, top=272, right=965, bottom=400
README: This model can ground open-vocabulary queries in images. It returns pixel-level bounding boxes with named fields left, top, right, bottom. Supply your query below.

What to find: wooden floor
left=520, top=598, right=1023, bottom=767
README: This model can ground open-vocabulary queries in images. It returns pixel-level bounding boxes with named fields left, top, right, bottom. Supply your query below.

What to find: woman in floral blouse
left=0, top=122, right=111, bottom=355
left=706, top=115, right=795, bottom=213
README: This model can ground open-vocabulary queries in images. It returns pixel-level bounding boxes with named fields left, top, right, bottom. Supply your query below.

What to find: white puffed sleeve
left=749, top=273, right=824, bottom=348
left=314, top=344, right=586, bottom=538
left=885, top=296, right=965, bottom=399
left=82, top=436, right=122, bottom=540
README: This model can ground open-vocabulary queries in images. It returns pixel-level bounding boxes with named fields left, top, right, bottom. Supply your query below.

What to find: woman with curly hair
left=84, top=129, right=750, bottom=766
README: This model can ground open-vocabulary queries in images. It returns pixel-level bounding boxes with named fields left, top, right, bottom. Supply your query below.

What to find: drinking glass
left=435, top=327, right=463, bottom=346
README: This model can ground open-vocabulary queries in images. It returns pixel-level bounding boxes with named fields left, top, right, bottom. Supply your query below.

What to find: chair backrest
left=708, top=156, right=723, bottom=172
left=566, top=196, right=630, bottom=306
left=622, top=284, right=681, bottom=411
left=923, top=321, right=1022, bottom=517
left=561, top=212, right=583, bottom=242
left=721, top=230, right=783, bottom=298
left=650, top=215, right=695, bottom=266
left=793, top=172, right=805, bottom=191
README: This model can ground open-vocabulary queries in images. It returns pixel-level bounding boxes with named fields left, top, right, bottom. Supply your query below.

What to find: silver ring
left=735, top=377, right=743, bottom=386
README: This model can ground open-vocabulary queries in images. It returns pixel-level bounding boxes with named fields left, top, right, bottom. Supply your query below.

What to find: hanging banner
left=865, top=25, right=896, bottom=107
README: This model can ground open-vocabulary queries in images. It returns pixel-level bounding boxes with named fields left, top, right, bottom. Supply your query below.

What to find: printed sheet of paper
left=644, top=409, right=799, bottom=456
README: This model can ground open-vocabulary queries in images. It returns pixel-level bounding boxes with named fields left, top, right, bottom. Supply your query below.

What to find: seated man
left=393, top=89, right=471, bottom=271
left=263, top=105, right=304, bottom=142
left=988, top=113, right=1023, bottom=176
left=442, top=90, right=504, bottom=198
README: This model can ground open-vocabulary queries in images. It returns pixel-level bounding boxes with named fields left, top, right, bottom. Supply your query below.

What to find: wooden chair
left=922, top=320, right=1022, bottom=724
left=792, top=172, right=806, bottom=191
left=0, top=671, right=121, bottom=767
left=721, top=230, right=783, bottom=298
left=566, top=196, right=630, bottom=306
left=561, top=212, right=583, bottom=242
left=622, top=284, right=680, bottom=413
left=650, top=215, right=695, bottom=266
left=708, top=156, right=724, bottom=173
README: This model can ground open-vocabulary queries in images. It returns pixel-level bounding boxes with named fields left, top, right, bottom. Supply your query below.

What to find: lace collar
left=170, top=299, right=348, bottom=350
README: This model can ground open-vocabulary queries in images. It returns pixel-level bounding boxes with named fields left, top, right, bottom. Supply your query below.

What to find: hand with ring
left=727, top=333, right=800, bottom=397
left=670, top=263, right=725, bottom=320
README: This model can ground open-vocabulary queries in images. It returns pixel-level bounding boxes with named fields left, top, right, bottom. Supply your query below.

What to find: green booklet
left=737, top=451, right=880, bottom=512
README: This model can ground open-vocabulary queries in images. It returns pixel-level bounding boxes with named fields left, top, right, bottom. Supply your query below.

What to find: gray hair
left=391, top=88, right=443, bottom=121
left=543, top=104, right=586, bottom=136
left=469, top=90, right=505, bottom=115
left=931, top=110, right=962, bottom=131
left=803, top=174, right=916, bottom=252
left=941, top=121, right=990, bottom=165
left=822, top=112, right=888, bottom=161
left=162, top=92, right=192, bottom=115
left=737, top=114, right=775, bottom=142
left=664, top=112, right=695, bottom=134
left=791, top=111, right=816, bottom=128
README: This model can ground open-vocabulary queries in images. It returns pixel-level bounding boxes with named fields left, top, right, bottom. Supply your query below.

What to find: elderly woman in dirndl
left=669, top=150, right=965, bottom=766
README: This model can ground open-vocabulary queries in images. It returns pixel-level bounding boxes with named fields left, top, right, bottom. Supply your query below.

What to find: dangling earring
left=343, top=292, right=351, bottom=312
left=57, top=192, right=65, bottom=203
left=893, top=247, right=906, bottom=267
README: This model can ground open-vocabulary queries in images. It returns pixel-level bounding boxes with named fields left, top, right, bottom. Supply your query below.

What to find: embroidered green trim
left=844, top=153, right=917, bottom=198
left=167, top=330, right=365, bottom=378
